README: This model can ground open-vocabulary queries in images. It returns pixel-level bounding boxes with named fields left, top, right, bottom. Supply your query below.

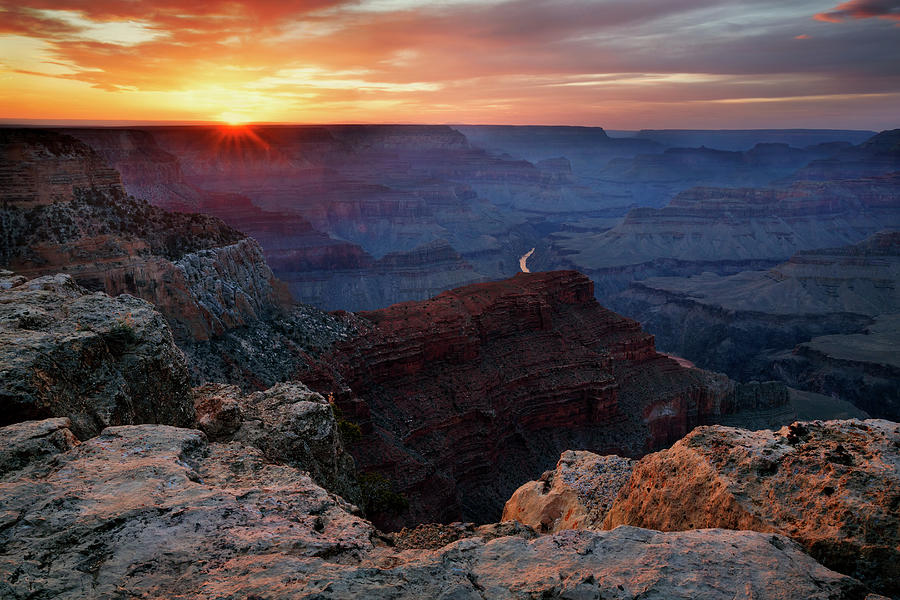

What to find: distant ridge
left=633, top=129, right=876, bottom=150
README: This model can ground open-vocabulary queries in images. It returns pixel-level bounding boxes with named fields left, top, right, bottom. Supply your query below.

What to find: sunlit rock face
left=603, top=419, right=900, bottom=597
left=299, top=270, right=793, bottom=529
left=502, top=450, right=636, bottom=533
left=0, top=418, right=873, bottom=600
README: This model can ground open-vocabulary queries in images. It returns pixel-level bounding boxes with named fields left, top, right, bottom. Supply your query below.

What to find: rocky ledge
left=0, top=271, right=193, bottom=438
left=508, top=419, right=899, bottom=597
left=605, top=419, right=900, bottom=597
left=0, top=418, right=876, bottom=600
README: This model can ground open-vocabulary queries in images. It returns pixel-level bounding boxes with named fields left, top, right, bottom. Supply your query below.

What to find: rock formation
left=194, top=381, right=360, bottom=503
left=0, top=418, right=876, bottom=600
left=501, top=450, right=636, bottom=533
left=302, top=270, right=794, bottom=528
left=0, top=128, right=289, bottom=342
left=0, top=271, right=194, bottom=438
left=603, top=420, right=900, bottom=597
left=556, top=174, right=900, bottom=292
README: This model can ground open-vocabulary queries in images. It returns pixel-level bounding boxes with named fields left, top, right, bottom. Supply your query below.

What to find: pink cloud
left=814, top=0, right=900, bottom=23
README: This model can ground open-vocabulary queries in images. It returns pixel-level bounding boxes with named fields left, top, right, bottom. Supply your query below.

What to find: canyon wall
left=299, top=270, right=792, bottom=528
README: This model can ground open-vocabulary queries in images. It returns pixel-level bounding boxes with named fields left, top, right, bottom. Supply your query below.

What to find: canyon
left=1, top=124, right=898, bottom=598
left=297, top=270, right=795, bottom=527
left=63, top=124, right=898, bottom=315
left=615, top=230, right=900, bottom=420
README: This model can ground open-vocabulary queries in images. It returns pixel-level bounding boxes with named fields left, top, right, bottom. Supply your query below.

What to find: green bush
left=357, top=472, right=409, bottom=517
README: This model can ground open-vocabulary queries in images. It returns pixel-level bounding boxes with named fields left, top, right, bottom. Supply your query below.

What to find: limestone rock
left=0, top=421, right=374, bottom=599
left=502, top=451, right=635, bottom=533
left=0, top=419, right=872, bottom=600
left=604, top=419, right=900, bottom=597
left=194, top=382, right=360, bottom=504
left=0, top=273, right=194, bottom=438
left=0, top=417, right=78, bottom=478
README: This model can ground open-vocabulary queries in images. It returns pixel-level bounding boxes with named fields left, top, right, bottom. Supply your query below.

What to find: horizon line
left=0, top=118, right=884, bottom=133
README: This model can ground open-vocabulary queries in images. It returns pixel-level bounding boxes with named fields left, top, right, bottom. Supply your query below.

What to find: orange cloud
left=0, top=0, right=898, bottom=128
left=814, top=0, right=900, bottom=23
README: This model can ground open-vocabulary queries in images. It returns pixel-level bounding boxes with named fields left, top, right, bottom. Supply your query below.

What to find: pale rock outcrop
left=502, top=451, right=635, bottom=533
left=193, top=382, right=360, bottom=504
left=0, top=272, right=194, bottom=438
left=604, top=419, right=900, bottom=597
left=0, top=421, right=373, bottom=599
left=0, top=419, right=874, bottom=600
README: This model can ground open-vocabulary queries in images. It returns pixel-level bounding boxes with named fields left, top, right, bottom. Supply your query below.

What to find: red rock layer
left=303, top=271, right=776, bottom=529
left=0, top=129, right=121, bottom=207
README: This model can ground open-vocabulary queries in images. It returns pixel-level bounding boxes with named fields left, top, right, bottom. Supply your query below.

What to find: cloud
left=0, top=0, right=898, bottom=127
left=814, top=0, right=900, bottom=22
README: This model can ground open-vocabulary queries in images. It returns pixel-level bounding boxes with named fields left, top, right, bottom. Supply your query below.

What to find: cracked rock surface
left=0, top=418, right=877, bottom=600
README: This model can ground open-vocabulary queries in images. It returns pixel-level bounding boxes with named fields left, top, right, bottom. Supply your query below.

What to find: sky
left=0, top=0, right=898, bottom=129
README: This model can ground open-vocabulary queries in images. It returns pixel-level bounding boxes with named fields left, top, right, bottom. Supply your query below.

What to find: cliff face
left=0, top=129, right=289, bottom=341
left=0, top=129, right=121, bottom=207
left=773, top=314, right=900, bottom=420
left=0, top=271, right=194, bottom=438
left=300, top=270, right=791, bottom=528
left=269, top=239, right=485, bottom=311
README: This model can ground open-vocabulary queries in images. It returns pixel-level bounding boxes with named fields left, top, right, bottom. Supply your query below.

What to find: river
left=519, top=248, right=535, bottom=273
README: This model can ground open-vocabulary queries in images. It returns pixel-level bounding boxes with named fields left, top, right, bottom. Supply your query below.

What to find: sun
left=218, top=111, right=252, bottom=126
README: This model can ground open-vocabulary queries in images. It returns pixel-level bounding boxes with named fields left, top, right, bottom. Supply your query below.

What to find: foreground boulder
left=0, top=419, right=873, bottom=599
left=194, top=381, right=360, bottom=504
left=604, top=420, right=900, bottom=597
left=0, top=272, right=194, bottom=438
left=502, top=450, right=635, bottom=533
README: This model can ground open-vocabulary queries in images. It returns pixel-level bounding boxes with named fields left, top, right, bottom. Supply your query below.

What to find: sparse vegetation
left=357, top=471, right=409, bottom=517
left=104, top=317, right=139, bottom=354
left=328, top=392, right=362, bottom=445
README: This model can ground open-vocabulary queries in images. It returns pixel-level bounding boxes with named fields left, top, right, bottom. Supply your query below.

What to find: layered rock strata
left=556, top=174, right=900, bottom=285
left=1, top=129, right=289, bottom=341
left=773, top=315, right=900, bottom=420
left=303, top=270, right=793, bottom=527
left=614, top=231, right=900, bottom=418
